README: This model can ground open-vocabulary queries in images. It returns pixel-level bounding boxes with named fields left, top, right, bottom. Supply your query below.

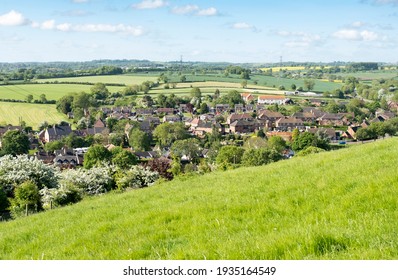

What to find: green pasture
left=0, top=84, right=125, bottom=101
left=37, top=74, right=158, bottom=85
left=0, top=102, right=69, bottom=129
left=1, top=138, right=398, bottom=259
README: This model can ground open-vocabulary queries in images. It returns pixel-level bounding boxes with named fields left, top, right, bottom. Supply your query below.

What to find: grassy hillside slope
left=1, top=139, right=398, bottom=260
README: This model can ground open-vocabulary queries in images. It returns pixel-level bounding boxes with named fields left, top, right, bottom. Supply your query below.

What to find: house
left=156, top=108, right=175, bottom=115
left=229, top=120, right=256, bottom=134
left=0, top=125, right=23, bottom=137
left=226, top=113, right=253, bottom=125
left=53, top=148, right=84, bottom=167
left=257, top=95, right=287, bottom=105
left=192, top=122, right=223, bottom=137
left=234, top=104, right=244, bottom=113
left=215, top=104, right=230, bottom=114
left=162, top=115, right=181, bottom=123
left=241, top=92, right=255, bottom=103
left=257, top=110, right=284, bottom=124
left=44, top=124, right=73, bottom=143
left=344, top=125, right=362, bottom=140
left=317, top=113, right=352, bottom=126
left=93, top=118, right=106, bottom=128
left=275, top=117, right=305, bottom=131
left=308, top=99, right=326, bottom=107
left=135, top=108, right=154, bottom=115
left=291, top=112, right=318, bottom=123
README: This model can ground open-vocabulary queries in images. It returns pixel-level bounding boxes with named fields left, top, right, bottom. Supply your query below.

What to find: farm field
left=1, top=138, right=398, bottom=259
left=0, top=102, right=69, bottom=129
left=37, top=74, right=158, bottom=85
left=250, top=75, right=342, bottom=93
left=338, top=71, right=398, bottom=81
left=0, top=84, right=125, bottom=101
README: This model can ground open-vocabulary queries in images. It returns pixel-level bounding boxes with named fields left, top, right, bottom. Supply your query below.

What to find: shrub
left=9, top=181, right=41, bottom=218
left=296, top=146, right=326, bottom=157
left=144, top=158, right=173, bottom=180
left=40, top=183, right=83, bottom=209
left=115, top=165, right=159, bottom=190
left=61, top=164, right=115, bottom=196
left=0, top=187, right=9, bottom=212
left=0, top=155, right=59, bottom=192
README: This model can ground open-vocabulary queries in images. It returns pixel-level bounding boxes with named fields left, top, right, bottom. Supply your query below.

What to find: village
left=1, top=90, right=396, bottom=168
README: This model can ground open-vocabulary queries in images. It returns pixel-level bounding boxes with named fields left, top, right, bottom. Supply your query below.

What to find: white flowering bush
left=60, top=164, right=115, bottom=196
left=0, top=155, right=59, bottom=192
left=40, top=182, right=83, bottom=210
left=115, top=165, right=159, bottom=190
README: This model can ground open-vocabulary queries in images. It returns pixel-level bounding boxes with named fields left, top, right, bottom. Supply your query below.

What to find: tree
left=110, top=147, right=138, bottom=169
left=26, top=94, right=33, bottom=103
left=199, top=102, right=209, bottom=114
left=83, top=145, right=112, bottom=169
left=216, top=146, right=245, bottom=166
left=10, top=181, right=42, bottom=218
left=39, top=94, right=47, bottom=103
left=1, top=130, right=30, bottom=156
left=91, top=83, right=109, bottom=100
left=171, top=138, right=202, bottom=164
left=141, top=95, right=154, bottom=108
left=56, top=95, right=74, bottom=114
left=122, top=85, right=138, bottom=96
left=106, top=117, right=118, bottom=132
left=218, top=90, right=244, bottom=107
left=291, top=84, right=297, bottom=90
left=241, top=80, right=248, bottom=88
left=0, top=187, right=9, bottom=213
left=129, top=128, right=151, bottom=152
left=304, top=79, right=316, bottom=91
left=242, top=148, right=281, bottom=167
left=144, top=158, right=173, bottom=180
left=180, top=75, right=187, bottom=83
left=267, top=136, right=287, bottom=153
left=213, top=89, right=220, bottom=100
left=153, top=122, right=188, bottom=147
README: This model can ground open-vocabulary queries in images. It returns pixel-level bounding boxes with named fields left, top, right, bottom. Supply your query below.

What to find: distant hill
left=1, top=138, right=398, bottom=260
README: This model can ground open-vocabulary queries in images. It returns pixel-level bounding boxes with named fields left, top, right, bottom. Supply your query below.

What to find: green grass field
left=1, top=138, right=398, bottom=260
left=38, top=74, right=158, bottom=85
left=0, top=102, right=69, bottom=129
left=0, top=84, right=125, bottom=101
left=338, top=71, right=398, bottom=81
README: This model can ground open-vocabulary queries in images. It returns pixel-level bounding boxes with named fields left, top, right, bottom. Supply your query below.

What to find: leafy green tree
left=1, top=130, right=30, bottom=156
left=83, top=145, right=112, bottom=169
left=110, top=147, right=138, bottom=169
left=218, top=90, right=244, bottom=107
left=199, top=102, right=209, bottom=114
left=304, top=79, right=316, bottom=91
left=267, top=136, right=287, bottom=153
left=106, top=117, right=118, bottom=133
left=26, top=94, right=33, bottom=103
left=153, top=122, right=188, bottom=147
left=171, top=138, right=202, bottom=164
left=122, top=85, right=138, bottom=96
left=242, top=148, right=281, bottom=167
left=56, top=95, right=74, bottom=114
left=216, top=146, right=245, bottom=166
left=10, top=181, right=42, bottom=218
left=241, top=80, right=248, bottom=88
left=91, top=83, right=109, bottom=100
left=44, top=140, right=64, bottom=152
left=39, top=94, right=47, bottom=103
left=129, top=128, right=151, bottom=152
left=291, top=84, right=297, bottom=90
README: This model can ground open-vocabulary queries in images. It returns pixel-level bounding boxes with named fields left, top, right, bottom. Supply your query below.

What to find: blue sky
left=1, top=0, right=398, bottom=63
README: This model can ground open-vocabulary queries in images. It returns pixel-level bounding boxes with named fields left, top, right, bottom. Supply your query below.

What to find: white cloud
left=232, top=22, right=252, bottom=29
left=351, top=21, right=366, bottom=28
left=333, top=29, right=379, bottom=41
left=132, top=0, right=168, bottom=9
left=32, top=20, right=145, bottom=36
left=373, top=0, right=398, bottom=4
left=171, top=5, right=199, bottom=15
left=275, top=30, right=322, bottom=48
left=72, top=0, right=89, bottom=3
left=196, top=7, right=218, bottom=16
left=0, top=10, right=28, bottom=26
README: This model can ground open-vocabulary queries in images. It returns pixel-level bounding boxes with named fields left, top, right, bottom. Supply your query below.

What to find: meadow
left=38, top=74, right=158, bottom=85
left=1, top=138, right=398, bottom=259
left=0, top=102, right=69, bottom=129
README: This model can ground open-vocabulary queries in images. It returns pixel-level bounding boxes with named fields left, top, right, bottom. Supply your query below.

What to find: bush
left=61, top=164, right=115, bottom=196
left=0, top=187, right=9, bottom=212
left=0, top=155, right=59, bottom=192
left=144, top=158, right=173, bottom=180
left=242, top=148, right=282, bottom=167
left=296, top=146, right=326, bottom=157
left=40, top=183, right=83, bottom=209
left=115, top=165, right=159, bottom=190
left=9, top=181, right=41, bottom=218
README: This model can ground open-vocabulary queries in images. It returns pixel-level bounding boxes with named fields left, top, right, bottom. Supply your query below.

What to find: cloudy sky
left=1, top=0, right=398, bottom=63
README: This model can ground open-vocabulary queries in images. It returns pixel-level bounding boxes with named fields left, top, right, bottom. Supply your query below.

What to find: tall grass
left=1, top=139, right=398, bottom=259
